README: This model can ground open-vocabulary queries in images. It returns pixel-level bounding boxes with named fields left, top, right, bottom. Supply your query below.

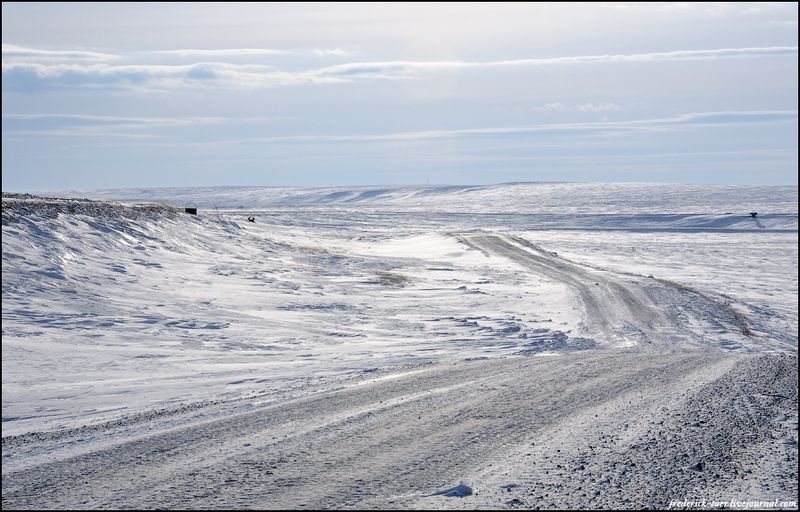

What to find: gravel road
left=3, top=349, right=796, bottom=509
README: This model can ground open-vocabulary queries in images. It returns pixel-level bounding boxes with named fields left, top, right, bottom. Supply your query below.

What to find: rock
left=686, top=462, right=704, bottom=473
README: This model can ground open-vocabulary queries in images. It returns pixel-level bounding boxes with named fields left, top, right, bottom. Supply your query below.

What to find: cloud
left=531, top=102, right=622, bottom=112
left=3, top=113, right=230, bottom=126
left=1, top=61, right=346, bottom=92
left=530, top=102, right=570, bottom=112
left=3, top=129, right=161, bottom=139
left=4, top=112, right=289, bottom=137
left=153, top=48, right=289, bottom=57
left=313, top=46, right=798, bottom=78
left=2, top=113, right=279, bottom=139
left=159, top=47, right=357, bottom=58
left=1, top=44, right=118, bottom=64
left=656, top=110, right=799, bottom=126
left=313, top=48, right=353, bottom=57
left=157, top=110, right=800, bottom=146
left=5, top=110, right=794, bottom=146
left=575, top=102, right=622, bottom=112
left=3, top=45, right=797, bottom=92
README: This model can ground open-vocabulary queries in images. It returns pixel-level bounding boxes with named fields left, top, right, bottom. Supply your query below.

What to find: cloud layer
left=3, top=45, right=796, bottom=92
left=3, top=2, right=797, bottom=189
left=531, top=102, right=622, bottom=113
left=210, top=110, right=799, bottom=144
left=7, top=110, right=792, bottom=145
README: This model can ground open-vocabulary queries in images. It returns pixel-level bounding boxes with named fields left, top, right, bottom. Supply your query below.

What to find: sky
left=2, top=2, right=798, bottom=191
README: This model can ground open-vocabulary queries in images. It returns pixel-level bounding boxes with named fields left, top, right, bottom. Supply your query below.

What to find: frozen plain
left=1, top=182, right=798, bottom=509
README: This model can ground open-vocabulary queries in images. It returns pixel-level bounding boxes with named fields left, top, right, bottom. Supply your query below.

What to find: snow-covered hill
left=51, top=182, right=798, bottom=215
left=2, top=193, right=586, bottom=435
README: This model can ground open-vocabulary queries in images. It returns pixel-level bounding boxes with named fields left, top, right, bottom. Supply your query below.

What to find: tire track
left=458, top=233, right=753, bottom=348
left=2, top=350, right=739, bottom=510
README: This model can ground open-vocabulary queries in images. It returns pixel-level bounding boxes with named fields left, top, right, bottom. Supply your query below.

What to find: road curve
left=457, top=232, right=754, bottom=348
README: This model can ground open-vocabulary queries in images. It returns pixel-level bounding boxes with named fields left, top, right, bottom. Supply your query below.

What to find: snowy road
left=2, top=349, right=796, bottom=509
left=460, top=233, right=753, bottom=348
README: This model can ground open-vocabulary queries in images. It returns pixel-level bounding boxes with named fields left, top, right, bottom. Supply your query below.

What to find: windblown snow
left=2, top=183, right=797, bottom=509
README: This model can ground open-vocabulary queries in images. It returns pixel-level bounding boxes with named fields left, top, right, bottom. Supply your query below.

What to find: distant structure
left=185, top=202, right=198, bottom=215
left=749, top=212, right=758, bottom=218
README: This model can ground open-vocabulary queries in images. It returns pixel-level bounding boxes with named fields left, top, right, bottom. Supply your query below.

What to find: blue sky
left=2, top=2, right=798, bottom=191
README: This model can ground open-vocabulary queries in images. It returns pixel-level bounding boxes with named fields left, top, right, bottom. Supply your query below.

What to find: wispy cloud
left=154, top=48, right=354, bottom=57
left=6, top=109, right=794, bottom=143
left=531, top=102, right=622, bottom=112
left=239, top=110, right=797, bottom=143
left=313, top=48, right=353, bottom=57
left=2, top=113, right=278, bottom=139
left=575, top=102, right=622, bottom=113
left=43, top=110, right=789, bottom=146
left=153, top=48, right=289, bottom=57
left=530, top=102, right=571, bottom=112
left=3, top=45, right=797, bottom=92
left=312, top=46, right=799, bottom=78
left=3, top=113, right=229, bottom=123
left=1, top=44, right=118, bottom=63
left=1, top=61, right=347, bottom=92
left=4, top=129, right=162, bottom=139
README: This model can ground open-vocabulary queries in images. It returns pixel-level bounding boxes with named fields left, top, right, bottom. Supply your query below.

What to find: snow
left=3, top=184, right=797, bottom=436
left=432, top=483, right=473, bottom=497
left=2, top=183, right=797, bottom=509
left=51, top=182, right=798, bottom=217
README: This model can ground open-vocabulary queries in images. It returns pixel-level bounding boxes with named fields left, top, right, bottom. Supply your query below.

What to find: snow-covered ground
left=56, top=182, right=799, bottom=215
left=2, top=183, right=797, bottom=509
